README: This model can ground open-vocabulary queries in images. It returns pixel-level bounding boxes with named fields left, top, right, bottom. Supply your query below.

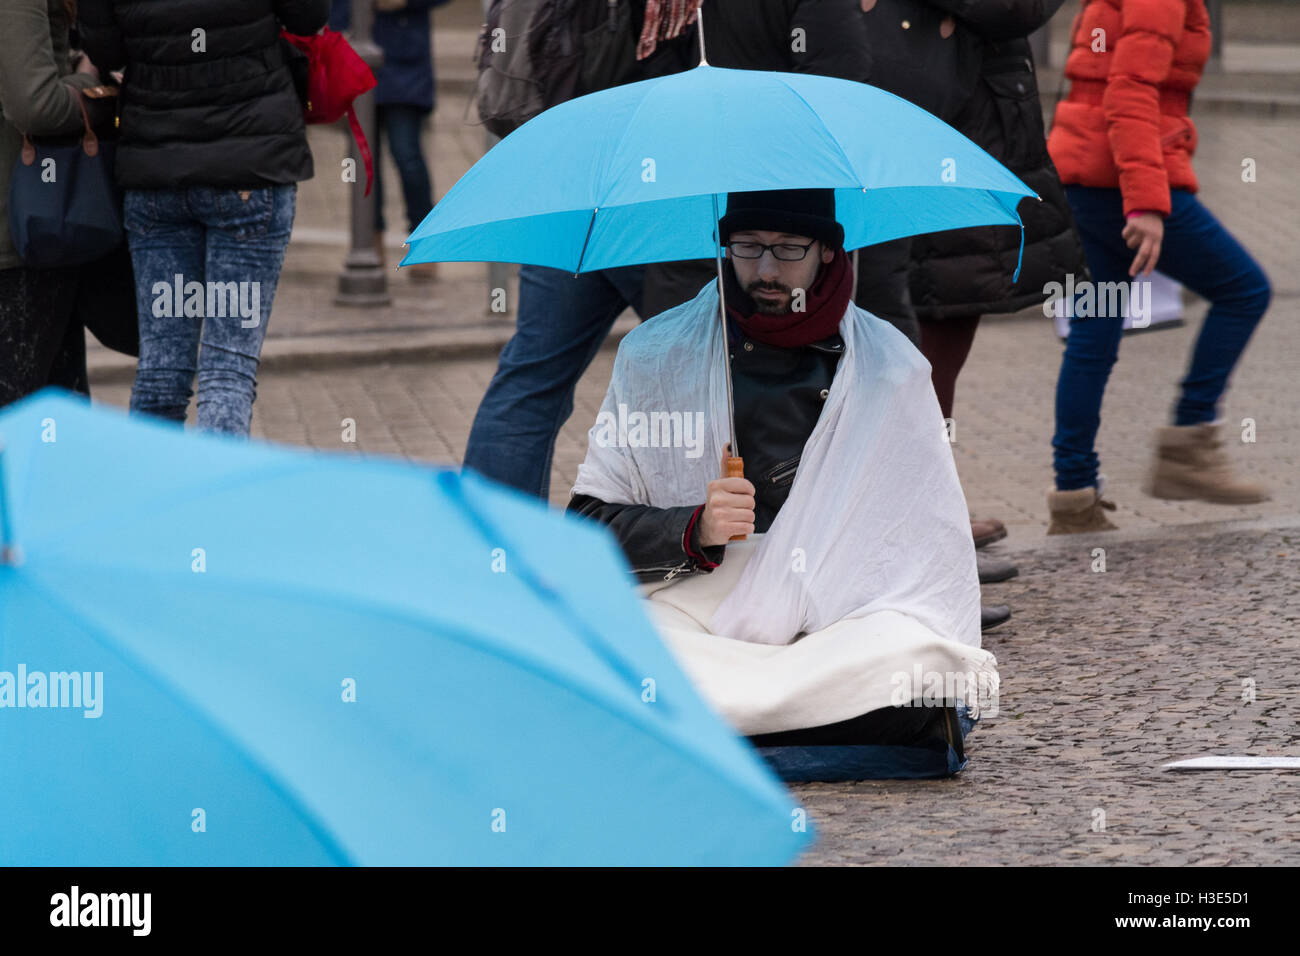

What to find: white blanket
left=573, top=280, right=984, bottom=649
left=642, top=537, right=998, bottom=735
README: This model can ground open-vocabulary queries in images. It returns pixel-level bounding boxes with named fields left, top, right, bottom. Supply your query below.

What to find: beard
left=745, top=282, right=791, bottom=314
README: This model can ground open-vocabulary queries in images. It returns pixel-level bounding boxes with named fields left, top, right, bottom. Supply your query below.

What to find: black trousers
left=0, top=265, right=83, bottom=408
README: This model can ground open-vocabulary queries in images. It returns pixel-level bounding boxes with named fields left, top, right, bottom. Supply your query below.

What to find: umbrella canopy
left=0, top=391, right=808, bottom=865
left=402, top=64, right=1037, bottom=275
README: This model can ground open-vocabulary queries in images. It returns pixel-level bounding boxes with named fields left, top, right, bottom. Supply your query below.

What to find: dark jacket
left=329, top=0, right=448, bottom=112
left=0, top=0, right=106, bottom=269
left=691, top=0, right=872, bottom=80
left=863, top=0, right=1090, bottom=319
left=568, top=316, right=843, bottom=584
left=78, top=0, right=329, bottom=189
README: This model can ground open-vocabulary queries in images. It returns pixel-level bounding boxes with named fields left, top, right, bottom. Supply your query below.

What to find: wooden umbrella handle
left=725, top=456, right=747, bottom=541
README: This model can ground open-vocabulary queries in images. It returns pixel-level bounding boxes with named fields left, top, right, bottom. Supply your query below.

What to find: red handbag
left=281, top=26, right=378, bottom=195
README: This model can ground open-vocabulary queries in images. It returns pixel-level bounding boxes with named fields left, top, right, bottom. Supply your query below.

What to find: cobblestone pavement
left=794, top=526, right=1300, bottom=866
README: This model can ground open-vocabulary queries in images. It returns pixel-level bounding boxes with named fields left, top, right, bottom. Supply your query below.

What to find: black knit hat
left=717, top=188, right=845, bottom=250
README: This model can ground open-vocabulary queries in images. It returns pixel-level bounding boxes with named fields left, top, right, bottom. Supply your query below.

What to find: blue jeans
left=124, top=185, right=295, bottom=436
left=463, top=263, right=646, bottom=497
left=374, top=105, right=434, bottom=234
left=1052, top=186, right=1271, bottom=490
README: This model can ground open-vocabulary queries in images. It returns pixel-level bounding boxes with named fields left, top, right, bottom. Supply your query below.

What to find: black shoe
left=981, top=604, right=1011, bottom=631
left=977, top=552, right=1019, bottom=584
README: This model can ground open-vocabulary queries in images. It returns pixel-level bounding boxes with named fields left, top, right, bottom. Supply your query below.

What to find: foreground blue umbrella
left=402, top=63, right=1036, bottom=274
left=0, top=391, right=808, bottom=865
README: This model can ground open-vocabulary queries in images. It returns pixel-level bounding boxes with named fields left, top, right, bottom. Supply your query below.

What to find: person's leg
left=1051, top=186, right=1132, bottom=491
left=1147, top=190, right=1271, bottom=426
left=854, top=237, right=921, bottom=348
left=192, top=185, right=296, bottom=436
left=373, top=104, right=387, bottom=236
left=125, top=189, right=205, bottom=423
left=463, top=263, right=646, bottom=498
left=382, top=104, right=435, bottom=234
left=917, top=314, right=981, bottom=422
left=44, top=312, right=89, bottom=397
left=0, top=266, right=80, bottom=407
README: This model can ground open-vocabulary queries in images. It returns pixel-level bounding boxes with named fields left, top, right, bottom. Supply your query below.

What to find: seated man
left=567, top=189, right=998, bottom=779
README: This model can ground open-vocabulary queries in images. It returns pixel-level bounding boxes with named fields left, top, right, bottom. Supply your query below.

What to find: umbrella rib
left=573, top=207, right=598, bottom=276
left=15, top=572, right=358, bottom=867
left=773, top=77, right=863, bottom=191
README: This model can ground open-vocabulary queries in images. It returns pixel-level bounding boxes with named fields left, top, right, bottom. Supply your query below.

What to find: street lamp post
left=336, top=0, right=391, bottom=306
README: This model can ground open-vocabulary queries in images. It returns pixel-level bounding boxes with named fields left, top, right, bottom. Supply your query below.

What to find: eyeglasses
left=726, top=239, right=817, bottom=261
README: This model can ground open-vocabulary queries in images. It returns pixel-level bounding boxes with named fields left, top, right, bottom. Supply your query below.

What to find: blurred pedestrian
left=1046, top=0, right=1271, bottom=533
left=0, top=0, right=106, bottom=407
left=331, top=0, right=447, bottom=280
left=463, top=0, right=696, bottom=498
left=79, top=0, right=329, bottom=436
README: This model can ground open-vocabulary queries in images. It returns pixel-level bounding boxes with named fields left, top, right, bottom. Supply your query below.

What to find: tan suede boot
left=1145, top=421, right=1270, bottom=504
left=1047, top=485, right=1118, bottom=534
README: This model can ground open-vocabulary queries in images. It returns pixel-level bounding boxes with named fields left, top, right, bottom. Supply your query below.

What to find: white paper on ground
left=1163, top=756, right=1300, bottom=771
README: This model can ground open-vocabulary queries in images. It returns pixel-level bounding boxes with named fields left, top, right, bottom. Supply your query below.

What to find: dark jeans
left=0, top=265, right=83, bottom=408
left=124, top=185, right=295, bottom=436
left=374, top=104, right=434, bottom=235
left=1053, top=186, right=1271, bottom=490
left=463, top=263, right=646, bottom=498
left=918, top=314, right=982, bottom=421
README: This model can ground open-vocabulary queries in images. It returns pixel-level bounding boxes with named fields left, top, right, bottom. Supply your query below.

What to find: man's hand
left=698, top=445, right=755, bottom=546
left=1122, top=212, right=1163, bottom=277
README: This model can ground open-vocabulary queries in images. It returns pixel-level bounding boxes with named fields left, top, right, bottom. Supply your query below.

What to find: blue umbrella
left=402, top=64, right=1036, bottom=274
left=401, top=55, right=1036, bottom=459
left=0, top=391, right=808, bottom=865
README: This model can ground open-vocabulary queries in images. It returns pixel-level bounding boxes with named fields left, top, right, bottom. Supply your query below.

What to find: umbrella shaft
left=711, top=193, right=738, bottom=457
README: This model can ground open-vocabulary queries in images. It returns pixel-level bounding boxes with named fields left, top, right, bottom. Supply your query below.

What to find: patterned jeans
left=124, top=185, right=295, bottom=436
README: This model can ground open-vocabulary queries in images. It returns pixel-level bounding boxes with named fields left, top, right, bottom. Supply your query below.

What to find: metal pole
left=484, top=130, right=511, bottom=314
left=481, top=0, right=510, bottom=314
left=710, top=193, right=737, bottom=458
left=336, top=0, right=390, bottom=306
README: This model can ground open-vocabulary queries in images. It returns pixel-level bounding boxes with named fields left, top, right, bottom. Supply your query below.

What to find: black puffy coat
left=863, top=0, right=1090, bottom=319
left=690, top=0, right=872, bottom=81
left=78, top=0, right=329, bottom=189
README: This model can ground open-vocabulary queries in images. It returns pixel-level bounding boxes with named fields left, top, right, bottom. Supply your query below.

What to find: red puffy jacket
left=1047, top=0, right=1211, bottom=217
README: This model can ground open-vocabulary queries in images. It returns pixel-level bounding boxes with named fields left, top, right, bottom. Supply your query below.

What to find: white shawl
left=573, top=280, right=982, bottom=649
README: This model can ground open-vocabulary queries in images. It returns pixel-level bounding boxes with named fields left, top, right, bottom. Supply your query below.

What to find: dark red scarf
left=722, top=246, right=853, bottom=347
